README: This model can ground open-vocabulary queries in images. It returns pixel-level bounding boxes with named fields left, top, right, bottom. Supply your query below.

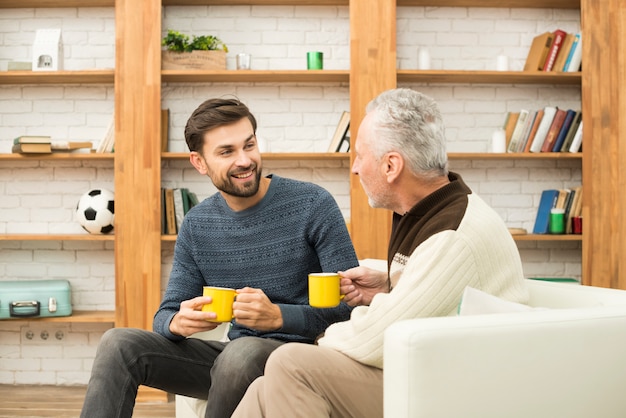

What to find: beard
left=213, top=163, right=263, bottom=198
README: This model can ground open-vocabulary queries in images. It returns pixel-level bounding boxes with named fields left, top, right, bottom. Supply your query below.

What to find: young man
left=232, top=88, right=529, bottom=417
left=80, top=98, right=358, bottom=418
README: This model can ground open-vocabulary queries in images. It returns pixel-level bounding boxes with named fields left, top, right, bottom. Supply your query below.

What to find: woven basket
left=161, top=50, right=226, bottom=70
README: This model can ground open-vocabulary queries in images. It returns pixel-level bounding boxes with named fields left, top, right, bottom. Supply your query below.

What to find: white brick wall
left=0, top=4, right=581, bottom=385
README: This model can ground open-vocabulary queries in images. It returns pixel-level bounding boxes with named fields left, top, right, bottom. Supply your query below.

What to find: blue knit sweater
left=153, top=175, right=359, bottom=343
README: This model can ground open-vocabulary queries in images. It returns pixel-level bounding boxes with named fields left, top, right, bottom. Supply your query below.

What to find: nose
left=234, top=149, right=252, bottom=167
left=351, top=158, right=360, bottom=175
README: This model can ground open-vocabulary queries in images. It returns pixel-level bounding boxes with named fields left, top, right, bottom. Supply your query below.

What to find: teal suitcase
left=0, top=280, right=72, bottom=319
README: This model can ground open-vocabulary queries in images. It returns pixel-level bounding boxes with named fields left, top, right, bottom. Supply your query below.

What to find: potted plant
left=161, top=30, right=228, bottom=70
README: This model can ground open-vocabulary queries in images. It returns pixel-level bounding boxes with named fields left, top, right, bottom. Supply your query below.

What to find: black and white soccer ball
left=76, top=189, right=115, bottom=234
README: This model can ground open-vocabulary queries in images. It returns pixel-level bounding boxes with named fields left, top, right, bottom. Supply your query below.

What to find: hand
left=339, top=266, right=389, bottom=307
left=169, top=296, right=222, bottom=337
left=233, top=287, right=283, bottom=331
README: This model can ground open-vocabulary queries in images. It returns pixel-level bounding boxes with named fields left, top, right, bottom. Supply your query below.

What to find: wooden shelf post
left=348, top=0, right=396, bottom=259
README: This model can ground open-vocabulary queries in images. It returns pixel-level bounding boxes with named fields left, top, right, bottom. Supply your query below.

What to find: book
left=540, top=108, right=566, bottom=152
left=558, top=111, right=582, bottom=152
left=523, top=109, right=544, bottom=152
left=564, top=33, right=582, bottom=72
left=503, top=112, right=520, bottom=149
left=165, top=188, right=177, bottom=235
left=173, top=188, right=185, bottom=232
left=523, top=32, right=554, bottom=71
left=553, top=33, right=575, bottom=72
left=533, top=189, right=560, bottom=234
left=51, top=141, right=93, bottom=151
left=161, top=108, right=169, bottom=153
left=542, top=29, right=567, bottom=72
left=11, top=142, right=52, bottom=153
left=337, top=134, right=350, bottom=152
left=568, top=120, right=583, bottom=152
left=96, top=116, right=115, bottom=153
left=506, top=109, right=529, bottom=153
left=13, top=135, right=51, bottom=144
left=565, top=185, right=583, bottom=234
left=551, top=109, right=576, bottom=152
left=515, top=110, right=538, bottom=153
left=529, top=106, right=558, bottom=152
left=327, top=111, right=350, bottom=152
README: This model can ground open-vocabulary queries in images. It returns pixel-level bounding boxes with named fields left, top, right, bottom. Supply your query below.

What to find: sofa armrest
left=384, top=306, right=626, bottom=418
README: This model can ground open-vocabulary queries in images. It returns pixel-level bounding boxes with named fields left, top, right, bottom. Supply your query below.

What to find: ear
left=382, top=151, right=404, bottom=183
left=189, top=151, right=209, bottom=175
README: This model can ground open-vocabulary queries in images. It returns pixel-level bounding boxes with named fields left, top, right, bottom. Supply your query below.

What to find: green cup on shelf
left=307, top=51, right=323, bottom=70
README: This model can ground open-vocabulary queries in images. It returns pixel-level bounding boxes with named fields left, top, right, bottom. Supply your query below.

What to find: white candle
left=491, top=129, right=507, bottom=153
left=496, top=55, right=509, bottom=71
left=418, top=48, right=431, bottom=70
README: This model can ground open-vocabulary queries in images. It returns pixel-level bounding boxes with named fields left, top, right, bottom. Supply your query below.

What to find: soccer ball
left=76, top=189, right=115, bottom=234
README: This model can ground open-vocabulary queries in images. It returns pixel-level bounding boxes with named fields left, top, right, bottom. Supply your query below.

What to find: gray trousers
left=232, top=343, right=383, bottom=418
left=80, top=327, right=284, bottom=418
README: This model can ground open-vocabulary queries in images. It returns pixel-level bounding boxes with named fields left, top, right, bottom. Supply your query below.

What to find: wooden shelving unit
left=0, top=234, right=114, bottom=241
left=3, top=0, right=626, bottom=335
left=0, top=70, right=114, bottom=85
left=162, top=69, right=349, bottom=83
left=3, top=310, right=115, bottom=323
left=397, top=70, right=581, bottom=85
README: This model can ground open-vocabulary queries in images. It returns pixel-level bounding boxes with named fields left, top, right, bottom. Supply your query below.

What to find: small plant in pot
left=161, top=30, right=228, bottom=70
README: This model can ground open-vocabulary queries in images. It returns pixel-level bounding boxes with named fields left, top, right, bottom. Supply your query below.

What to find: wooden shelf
left=0, top=0, right=113, bottom=7
left=448, top=152, right=582, bottom=160
left=397, top=0, right=578, bottom=7
left=0, top=234, right=114, bottom=241
left=163, top=152, right=580, bottom=161
left=513, top=234, right=582, bottom=241
left=397, top=70, right=581, bottom=85
left=162, top=69, right=349, bottom=83
left=0, top=70, right=114, bottom=85
left=162, top=152, right=350, bottom=160
left=0, top=310, right=115, bottom=323
left=163, top=233, right=582, bottom=242
left=0, top=153, right=113, bottom=161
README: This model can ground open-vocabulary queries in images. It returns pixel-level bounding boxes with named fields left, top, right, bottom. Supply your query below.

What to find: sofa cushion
left=458, top=286, right=546, bottom=316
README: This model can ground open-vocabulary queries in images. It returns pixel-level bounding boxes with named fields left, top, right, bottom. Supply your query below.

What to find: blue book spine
left=552, top=109, right=576, bottom=152
left=533, top=189, right=560, bottom=234
left=562, top=33, right=580, bottom=72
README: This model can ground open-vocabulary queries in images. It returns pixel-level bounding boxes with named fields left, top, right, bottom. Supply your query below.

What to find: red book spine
left=543, top=29, right=567, bottom=72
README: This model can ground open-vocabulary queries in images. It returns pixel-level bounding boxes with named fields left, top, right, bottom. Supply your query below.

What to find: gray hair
left=365, top=88, right=448, bottom=178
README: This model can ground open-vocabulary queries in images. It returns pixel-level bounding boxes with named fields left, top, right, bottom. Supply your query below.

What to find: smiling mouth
left=232, top=170, right=254, bottom=180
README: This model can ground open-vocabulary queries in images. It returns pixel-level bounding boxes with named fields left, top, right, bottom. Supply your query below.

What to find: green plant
left=162, top=30, right=228, bottom=53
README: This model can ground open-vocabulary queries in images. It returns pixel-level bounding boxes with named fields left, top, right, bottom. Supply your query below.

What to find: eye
left=244, top=141, right=256, bottom=150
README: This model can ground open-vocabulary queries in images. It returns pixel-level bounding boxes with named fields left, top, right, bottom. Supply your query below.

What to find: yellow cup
left=308, top=273, right=344, bottom=308
left=202, top=286, right=236, bottom=322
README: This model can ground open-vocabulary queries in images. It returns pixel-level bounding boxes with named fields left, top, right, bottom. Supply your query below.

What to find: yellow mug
left=202, top=286, right=236, bottom=322
left=308, top=273, right=344, bottom=308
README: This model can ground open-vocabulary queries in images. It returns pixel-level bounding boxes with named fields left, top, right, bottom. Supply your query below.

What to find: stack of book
left=161, top=187, right=199, bottom=235
left=532, top=186, right=583, bottom=234
left=12, top=135, right=52, bottom=154
left=503, top=107, right=582, bottom=153
left=12, top=135, right=93, bottom=154
left=523, top=30, right=582, bottom=72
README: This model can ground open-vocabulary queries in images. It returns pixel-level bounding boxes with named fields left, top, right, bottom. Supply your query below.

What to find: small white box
left=32, top=29, right=63, bottom=71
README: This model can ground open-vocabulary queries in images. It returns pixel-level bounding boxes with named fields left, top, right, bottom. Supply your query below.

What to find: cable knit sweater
left=318, top=172, right=529, bottom=368
left=154, top=175, right=358, bottom=343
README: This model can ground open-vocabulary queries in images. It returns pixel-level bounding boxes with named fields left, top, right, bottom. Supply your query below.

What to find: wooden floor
left=0, top=385, right=176, bottom=417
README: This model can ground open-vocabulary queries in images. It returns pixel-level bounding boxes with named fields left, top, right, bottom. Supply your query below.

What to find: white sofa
left=384, top=278, right=626, bottom=418
left=176, top=273, right=626, bottom=418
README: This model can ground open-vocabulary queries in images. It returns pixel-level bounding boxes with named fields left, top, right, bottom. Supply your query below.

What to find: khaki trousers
left=232, top=343, right=383, bottom=418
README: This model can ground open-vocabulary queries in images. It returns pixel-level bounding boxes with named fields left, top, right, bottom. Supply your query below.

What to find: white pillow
left=458, top=286, right=545, bottom=316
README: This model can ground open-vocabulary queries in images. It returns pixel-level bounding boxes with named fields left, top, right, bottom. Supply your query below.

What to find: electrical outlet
left=21, top=324, right=69, bottom=345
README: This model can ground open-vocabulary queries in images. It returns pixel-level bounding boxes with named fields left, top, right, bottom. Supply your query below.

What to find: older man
left=232, top=88, right=528, bottom=418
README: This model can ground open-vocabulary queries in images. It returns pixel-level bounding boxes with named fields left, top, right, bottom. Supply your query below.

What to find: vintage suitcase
left=0, top=280, right=72, bottom=319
